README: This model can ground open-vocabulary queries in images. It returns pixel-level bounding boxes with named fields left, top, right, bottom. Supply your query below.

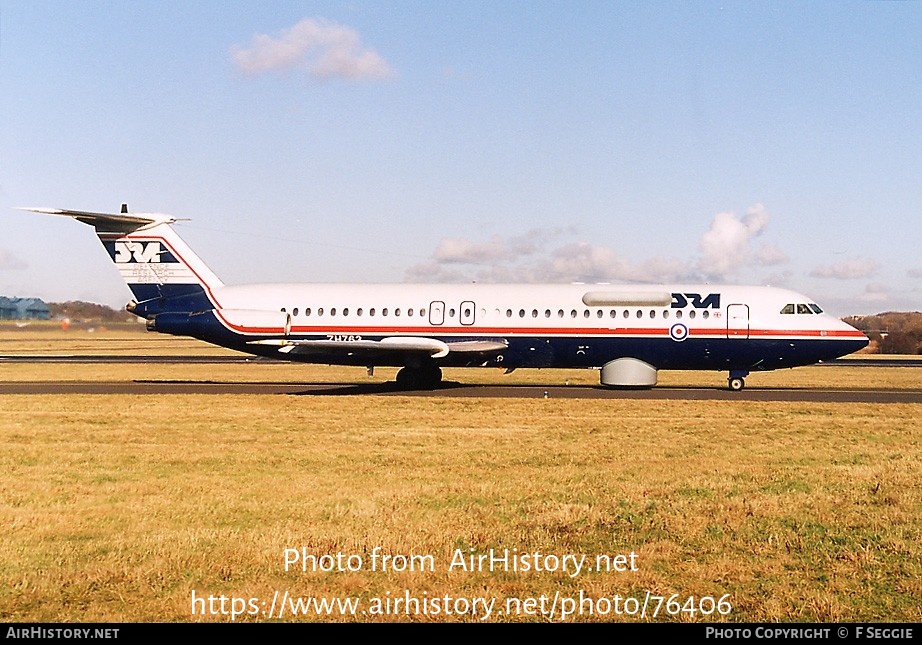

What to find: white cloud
left=404, top=262, right=469, bottom=283
left=809, top=258, right=879, bottom=280
left=696, top=203, right=769, bottom=278
left=755, top=243, right=788, bottom=266
left=231, top=18, right=395, bottom=80
left=760, top=270, right=793, bottom=287
left=547, top=242, right=629, bottom=282
left=405, top=204, right=787, bottom=285
left=0, top=249, right=27, bottom=270
left=405, top=233, right=694, bottom=285
left=433, top=236, right=506, bottom=264
left=908, top=267, right=922, bottom=279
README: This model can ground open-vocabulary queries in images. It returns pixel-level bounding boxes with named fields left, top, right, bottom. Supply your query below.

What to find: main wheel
left=728, top=376, right=745, bottom=392
left=396, top=366, right=443, bottom=390
left=420, top=365, right=443, bottom=389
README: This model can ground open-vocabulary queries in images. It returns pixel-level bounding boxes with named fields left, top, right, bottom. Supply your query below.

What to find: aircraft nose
left=838, top=319, right=870, bottom=354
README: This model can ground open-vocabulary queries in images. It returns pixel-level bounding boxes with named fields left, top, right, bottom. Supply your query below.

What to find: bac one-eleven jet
left=24, top=205, right=868, bottom=391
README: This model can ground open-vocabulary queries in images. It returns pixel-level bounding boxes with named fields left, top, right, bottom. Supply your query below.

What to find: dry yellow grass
left=2, top=361, right=921, bottom=392
left=0, top=322, right=234, bottom=356
left=2, top=324, right=920, bottom=622
left=1, top=393, right=920, bottom=622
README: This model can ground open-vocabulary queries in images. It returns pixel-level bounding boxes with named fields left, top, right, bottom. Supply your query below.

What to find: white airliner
left=25, top=205, right=869, bottom=391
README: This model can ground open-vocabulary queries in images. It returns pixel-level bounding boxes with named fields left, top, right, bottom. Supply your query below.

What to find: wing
left=248, top=336, right=507, bottom=363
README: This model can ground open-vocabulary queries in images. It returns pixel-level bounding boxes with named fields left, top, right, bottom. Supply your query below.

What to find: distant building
left=0, top=296, right=51, bottom=320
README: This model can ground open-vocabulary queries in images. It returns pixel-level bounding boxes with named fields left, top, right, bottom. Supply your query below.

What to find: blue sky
left=1, top=1, right=919, bottom=316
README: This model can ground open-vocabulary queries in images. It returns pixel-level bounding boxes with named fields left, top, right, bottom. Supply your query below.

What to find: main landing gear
left=727, top=370, right=749, bottom=392
left=395, top=365, right=443, bottom=390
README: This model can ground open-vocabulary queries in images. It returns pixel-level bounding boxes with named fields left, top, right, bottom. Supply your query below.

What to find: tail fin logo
left=108, top=241, right=178, bottom=264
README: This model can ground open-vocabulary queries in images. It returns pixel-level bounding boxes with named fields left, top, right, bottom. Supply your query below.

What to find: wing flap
left=249, top=336, right=450, bottom=359
left=445, top=340, right=508, bottom=354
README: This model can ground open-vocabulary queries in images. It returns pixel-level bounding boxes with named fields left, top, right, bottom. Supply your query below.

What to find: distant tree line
left=843, top=312, right=922, bottom=355
left=48, top=301, right=137, bottom=323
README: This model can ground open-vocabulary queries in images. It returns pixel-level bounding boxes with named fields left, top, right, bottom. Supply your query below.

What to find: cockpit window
left=780, top=304, right=794, bottom=314
left=796, top=304, right=811, bottom=314
left=809, top=303, right=823, bottom=314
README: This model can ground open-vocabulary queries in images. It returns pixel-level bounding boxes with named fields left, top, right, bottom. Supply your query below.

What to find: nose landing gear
left=727, top=370, right=749, bottom=392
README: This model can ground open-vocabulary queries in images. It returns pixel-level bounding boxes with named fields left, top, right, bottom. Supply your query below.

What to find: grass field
left=1, top=325, right=920, bottom=622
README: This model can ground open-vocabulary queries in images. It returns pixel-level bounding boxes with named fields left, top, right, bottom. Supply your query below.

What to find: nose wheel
left=727, top=370, right=749, bottom=392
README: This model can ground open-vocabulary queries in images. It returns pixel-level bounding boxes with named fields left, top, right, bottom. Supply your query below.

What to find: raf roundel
left=669, top=323, right=689, bottom=342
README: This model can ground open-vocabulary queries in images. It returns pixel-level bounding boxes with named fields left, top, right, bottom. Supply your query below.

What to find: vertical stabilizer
left=22, top=207, right=224, bottom=317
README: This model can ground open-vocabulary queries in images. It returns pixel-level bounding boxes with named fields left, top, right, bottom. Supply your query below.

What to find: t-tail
left=21, top=205, right=223, bottom=318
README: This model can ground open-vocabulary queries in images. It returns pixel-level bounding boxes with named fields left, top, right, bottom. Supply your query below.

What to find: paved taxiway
left=1, top=380, right=918, bottom=402
left=2, top=354, right=920, bottom=402
left=3, top=355, right=922, bottom=367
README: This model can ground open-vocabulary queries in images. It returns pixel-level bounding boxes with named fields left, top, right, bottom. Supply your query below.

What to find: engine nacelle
left=600, top=357, right=658, bottom=388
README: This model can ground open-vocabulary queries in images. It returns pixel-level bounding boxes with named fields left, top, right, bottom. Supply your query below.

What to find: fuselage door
left=726, top=304, right=749, bottom=339
left=460, top=301, right=476, bottom=326
left=429, top=301, right=445, bottom=326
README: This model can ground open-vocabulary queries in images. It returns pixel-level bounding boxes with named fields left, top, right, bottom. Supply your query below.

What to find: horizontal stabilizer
left=19, top=207, right=174, bottom=233
left=27, top=205, right=222, bottom=315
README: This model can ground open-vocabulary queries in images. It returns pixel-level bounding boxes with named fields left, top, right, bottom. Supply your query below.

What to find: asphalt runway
left=2, top=354, right=921, bottom=402
left=1, top=379, right=919, bottom=402
left=2, top=354, right=922, bottom=367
